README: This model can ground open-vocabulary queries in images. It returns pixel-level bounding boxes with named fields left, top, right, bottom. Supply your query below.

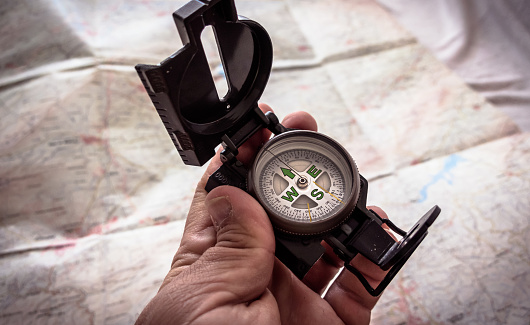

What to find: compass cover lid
left=136, top=0, right=273, bottom=166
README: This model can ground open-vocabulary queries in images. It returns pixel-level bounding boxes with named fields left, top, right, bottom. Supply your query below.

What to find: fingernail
left=206, top=196, right=232, bottom=229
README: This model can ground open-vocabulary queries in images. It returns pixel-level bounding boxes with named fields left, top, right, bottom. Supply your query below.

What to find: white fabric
left=377, top=0, right=530, bottom=131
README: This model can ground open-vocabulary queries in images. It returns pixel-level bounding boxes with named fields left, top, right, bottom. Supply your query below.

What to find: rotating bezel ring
left=249, top=130, right=361, bottom=235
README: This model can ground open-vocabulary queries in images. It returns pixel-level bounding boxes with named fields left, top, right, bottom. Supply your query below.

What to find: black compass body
left=135, top=0, right=440, bottom=296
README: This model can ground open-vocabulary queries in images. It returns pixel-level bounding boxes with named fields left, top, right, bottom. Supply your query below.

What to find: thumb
left=206, top=186, right=275, bottom=250
left=201, top=185, right=276, bottom=298
left=134, top=186, right=277, bottom=325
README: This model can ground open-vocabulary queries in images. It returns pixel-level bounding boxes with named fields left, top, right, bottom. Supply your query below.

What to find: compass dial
left=250, top=130, right=360, bottom=235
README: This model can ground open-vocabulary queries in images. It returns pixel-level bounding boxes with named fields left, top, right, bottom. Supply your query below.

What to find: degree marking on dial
left=264, top=148, right=302, bottom=178
left=313, top=181, right=344, bottom=204
left=307, top=203, right=312, bottom=222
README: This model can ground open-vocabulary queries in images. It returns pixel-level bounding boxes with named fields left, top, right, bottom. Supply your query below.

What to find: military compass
left=249, top=130, right=359, bottom=235
left=135, top=0, right=440, bottom=296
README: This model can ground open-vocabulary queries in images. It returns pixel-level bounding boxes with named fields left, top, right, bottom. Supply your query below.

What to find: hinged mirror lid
left=136, top=0, right=273, bottom=166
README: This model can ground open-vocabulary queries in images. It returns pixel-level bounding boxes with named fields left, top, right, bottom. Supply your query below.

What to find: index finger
left=204, top=104, right=318, bottom=177
left=323, top=207, right=392, bottom=324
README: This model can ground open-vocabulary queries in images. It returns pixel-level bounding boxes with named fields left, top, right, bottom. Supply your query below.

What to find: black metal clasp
left=205, top=109, right=290, bottom=192
left=328, top=205, right=440, bottom=296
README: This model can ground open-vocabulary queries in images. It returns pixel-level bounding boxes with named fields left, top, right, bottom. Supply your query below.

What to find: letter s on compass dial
left=249, top=130, right=361, bottom=235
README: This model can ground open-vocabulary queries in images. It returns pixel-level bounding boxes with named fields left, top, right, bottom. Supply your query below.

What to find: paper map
left=1, top=0, right=528, bottom=324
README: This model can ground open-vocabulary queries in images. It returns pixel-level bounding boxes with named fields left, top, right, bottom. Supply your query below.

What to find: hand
left=135, top=104, right=390, bottom=325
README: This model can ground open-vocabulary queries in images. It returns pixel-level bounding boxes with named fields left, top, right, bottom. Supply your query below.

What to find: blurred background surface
left=0, top=0, right=528, bottom=324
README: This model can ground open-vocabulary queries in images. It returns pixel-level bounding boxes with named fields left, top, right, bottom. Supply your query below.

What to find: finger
left=204, top=103, right=275, bottom=176
left=190, top=186, right=276, bottom=303
left=172, top=107, right=317, bottom=266
left=269, top=259, right=345, bottom=325
left=368, top=205, right=393, bottom=233
left=165, top=104, right=274, bottom=284
left=137, top=186, right=278, bottom=324
left=187, top=289, right=281, bottom=325
left=324, top=250, right=390, bottom=324
left=202, top=106, right=319, bottom=184
left=368, top=206, right=388, bottom=220
left=323, top=207, right=393, bottom=324
left=323, top=266, right=377, bottom=325
left=166, top=106, right=318, bottom=285
left=302, top=241, right=343, bottom=295
left=204, top=107, right=318, bottom=176
left=303, top=206, right=391, bottom=295
left=281, top=110, right=318, bottom=132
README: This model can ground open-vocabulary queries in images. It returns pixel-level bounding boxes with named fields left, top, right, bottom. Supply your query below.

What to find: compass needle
left=307, top=203, right=312, bottom=222
left=265, top=148, right=302, bottom=178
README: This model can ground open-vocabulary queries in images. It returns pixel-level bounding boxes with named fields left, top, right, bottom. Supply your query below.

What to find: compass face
left=250, top=130, right=360, bottom=235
